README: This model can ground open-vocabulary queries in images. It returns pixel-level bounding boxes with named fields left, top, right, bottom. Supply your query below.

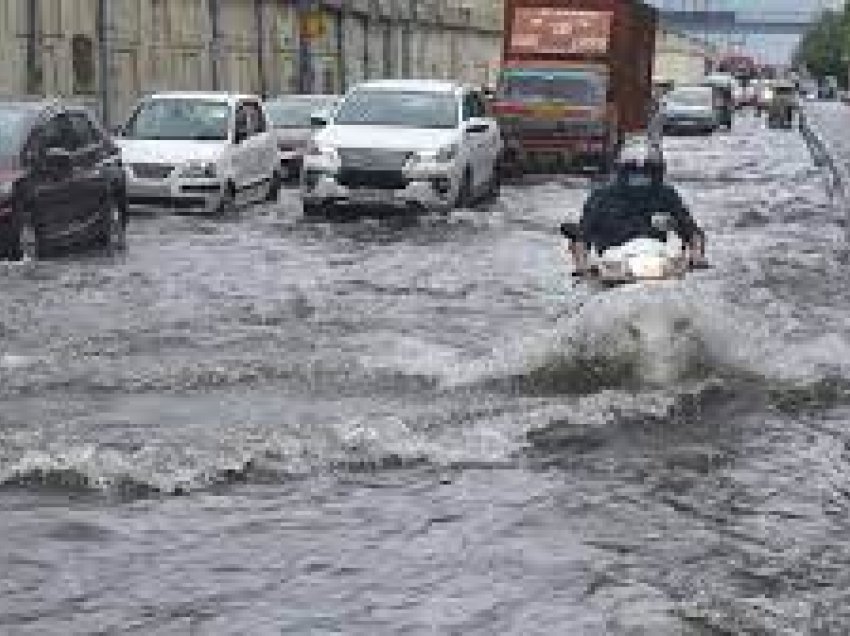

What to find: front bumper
left=501, top=135, right=611, bottom=163
left=126, top=175, right=225, bottom=213
left=300, top=161, right=459, bottom=210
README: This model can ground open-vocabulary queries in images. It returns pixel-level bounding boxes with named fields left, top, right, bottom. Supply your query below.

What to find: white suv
left=116, top=92, right=281, bottom=214
left=301, top=80, right=502, bottom=214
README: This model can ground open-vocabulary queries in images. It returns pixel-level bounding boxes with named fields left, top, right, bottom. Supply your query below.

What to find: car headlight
left=305, top=141, right=338, bottom=162
left=181, top=162, right=217, bottom=178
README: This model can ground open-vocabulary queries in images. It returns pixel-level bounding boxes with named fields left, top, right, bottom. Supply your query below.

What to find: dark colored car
left=0, top=100, right=127, bottom=260
left=661, top=86, right=718, bottom=136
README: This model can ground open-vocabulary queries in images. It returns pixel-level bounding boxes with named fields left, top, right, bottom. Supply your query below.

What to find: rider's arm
left=662, top=186, right=701, bottom=241
left=578, top=191, right=606, bottom=246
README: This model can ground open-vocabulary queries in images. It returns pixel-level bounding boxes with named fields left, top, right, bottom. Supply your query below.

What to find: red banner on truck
left=509, top=8, right=612, bottom=57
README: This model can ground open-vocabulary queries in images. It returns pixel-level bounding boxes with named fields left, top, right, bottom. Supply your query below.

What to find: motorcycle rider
left=561, top=144, right=705, bottom=274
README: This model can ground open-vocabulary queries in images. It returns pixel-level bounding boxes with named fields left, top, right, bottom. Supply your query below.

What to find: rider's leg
left=688, top=229, right=707, bottom=267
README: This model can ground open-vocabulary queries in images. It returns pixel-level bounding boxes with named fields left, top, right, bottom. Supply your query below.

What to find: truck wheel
left=216, top=183, right=237, bottom=217
left=101, top=194, right=127, bottom=253
left=302, top=200, right=326, bottom=218
left=456, top=168, right=473, bottom=209
left=598, top=152, right=615, bottom=175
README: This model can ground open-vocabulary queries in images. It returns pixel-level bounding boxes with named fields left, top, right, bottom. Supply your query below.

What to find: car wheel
left=216, top=183, right=237, bottom=217
left=590, top=150, right=612, bottom=174
left=456, top=168, right=473, bottom=209
left=102, top=195, right=127, bottom=253
left=15, top=212, right=38, bottom=261
left=302, top=200, right=325, bottom=218
left=265, top=171, right=282, bottom=203
left=481, top=164, right=501, bottom=204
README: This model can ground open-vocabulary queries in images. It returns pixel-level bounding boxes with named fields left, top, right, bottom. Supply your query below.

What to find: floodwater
left=2, top=113, right=850, bottom=634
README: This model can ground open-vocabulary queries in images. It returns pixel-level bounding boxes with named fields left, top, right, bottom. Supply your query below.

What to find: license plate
left=352, top=189, right=395, bottom=204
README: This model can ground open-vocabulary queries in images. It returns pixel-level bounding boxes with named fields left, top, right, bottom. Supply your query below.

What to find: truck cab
left=492, top=64, right=615, bottom=173
left=494, top=0, right=657, bottom=177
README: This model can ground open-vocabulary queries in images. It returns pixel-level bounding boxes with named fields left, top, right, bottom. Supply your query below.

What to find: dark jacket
left=578, top=181, right=700, bottom=254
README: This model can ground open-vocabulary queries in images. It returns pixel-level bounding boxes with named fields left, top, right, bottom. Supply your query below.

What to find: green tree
left=793, top=7, right=850, bottom=88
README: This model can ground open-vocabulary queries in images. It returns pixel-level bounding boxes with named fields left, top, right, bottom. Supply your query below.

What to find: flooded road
left=3, top=114, right=850, bottom=634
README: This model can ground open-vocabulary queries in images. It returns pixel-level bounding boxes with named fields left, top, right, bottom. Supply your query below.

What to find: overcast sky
left=648, top=0, right=844, bottom=63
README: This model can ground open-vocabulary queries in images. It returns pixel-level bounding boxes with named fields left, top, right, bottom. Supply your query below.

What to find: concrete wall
left=654, top=28, right=715, bottom=87
left=0, top=0, right=502, bottom=125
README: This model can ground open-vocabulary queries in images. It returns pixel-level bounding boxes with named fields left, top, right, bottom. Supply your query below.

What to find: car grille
left=337, top=168, right=408, bottom=190
left=132, top=163, right=175, bottom=179
left=339, top=149, right=413, bottom=171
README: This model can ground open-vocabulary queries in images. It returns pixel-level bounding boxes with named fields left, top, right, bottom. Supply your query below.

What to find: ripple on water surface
left=4, top=114, right=850, bottom=633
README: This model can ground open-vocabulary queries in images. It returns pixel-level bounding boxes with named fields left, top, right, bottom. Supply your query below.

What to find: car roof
left=0, top=99, right=48, bottom=111
left=351, top=79, right=466, bottom=95
left=0, top=97, right=101, bottom=120
left=267, top=94, right=340, bottom=101
left=673, top=85, right=713, bottom=93
left=143, top=91, right=259, bottom=105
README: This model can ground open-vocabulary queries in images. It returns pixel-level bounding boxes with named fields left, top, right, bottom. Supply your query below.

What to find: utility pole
left=26, top=0, right=40, bottom=95
left=254, top=0, right=267, bottom=97
left=336, top=2, right=345, bottom=93
left=209, top=0, right=221, bottom=91
left=97, top=0, right=110, bottom=125
left=402, top=0, right=412, bottom=78
left=297, top=0, right=314, bottom=93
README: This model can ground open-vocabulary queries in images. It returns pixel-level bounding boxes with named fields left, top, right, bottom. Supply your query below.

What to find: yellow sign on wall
left=300, top=10, right=326, bottom=42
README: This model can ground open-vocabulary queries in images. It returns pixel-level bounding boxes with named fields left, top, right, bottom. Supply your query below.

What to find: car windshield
left=124, top=99, right=231, bottom=141
left=498, top=71, right=606, bottom=105
left=0, top=107, right=32, bottom=158
left=333, top=91, right=458, bottom=129
left=266, top=97, right=336, bottom=128
left=667, top=89, right=712, bottom=107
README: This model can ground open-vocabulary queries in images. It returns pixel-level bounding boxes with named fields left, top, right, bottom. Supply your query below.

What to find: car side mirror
left=233, top=110, right=251, bottom=144
left=44, top=147, right=72, bottom=172
left=233, top=125, right=248, bottom=145
left=651, top=213, right=673, bottom=233
left=464, top=118, right=490, bottom=134
left=310, top=113, right=329, bottom=128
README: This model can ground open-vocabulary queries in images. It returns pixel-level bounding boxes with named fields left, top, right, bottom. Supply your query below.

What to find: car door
left=461, top=91, right=492, bottom=189
left=469, top=90, right=499, bottom=183
left=67, top=111, right=110, bottom=228
left=242, top=100, right=273, bottom=189
left=28, top=113, right=79, bottom=238
left=252, top=102, right=277, bottom=183
left=232, top=102, right=255, bottom=194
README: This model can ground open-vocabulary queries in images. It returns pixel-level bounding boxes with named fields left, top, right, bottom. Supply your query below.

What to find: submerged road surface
left=2, top=114, right=850, bottom=633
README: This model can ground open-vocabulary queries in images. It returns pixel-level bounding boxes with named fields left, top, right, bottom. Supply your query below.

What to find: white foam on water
left=435, top=281, right=760, bottom=391
left=0, top=353, right=41, bottom=370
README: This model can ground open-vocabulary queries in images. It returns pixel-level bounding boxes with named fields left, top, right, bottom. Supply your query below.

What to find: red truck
left=491, top=0, right=657, bottom=174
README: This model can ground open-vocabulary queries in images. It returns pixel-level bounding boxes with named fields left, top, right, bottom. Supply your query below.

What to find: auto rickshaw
left=767, top=81, right=797, bottom=129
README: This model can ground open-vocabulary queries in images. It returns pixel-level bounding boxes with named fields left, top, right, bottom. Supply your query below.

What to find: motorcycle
left=562, top=214, right=707, bottom=288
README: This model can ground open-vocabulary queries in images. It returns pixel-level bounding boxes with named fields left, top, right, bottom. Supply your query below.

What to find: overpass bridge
left=660, top=10, right=814, bottom=36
